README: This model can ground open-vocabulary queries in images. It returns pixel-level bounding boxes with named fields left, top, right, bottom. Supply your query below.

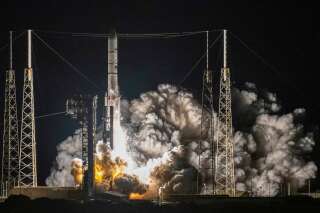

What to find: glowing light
left=71, top=158, right=84, bottom=186
left=75, top=173, right=83, bottom=185
left=71, top=108, right=159, bottom=195
left=129, top=192, right=144, bottom=200
left=95, top=164, right=104, bottom=184
left=111, top=159, right=126, bottom=182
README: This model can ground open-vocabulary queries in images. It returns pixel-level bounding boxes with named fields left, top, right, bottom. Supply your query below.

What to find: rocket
left=104, top=32, right=120, bottom=150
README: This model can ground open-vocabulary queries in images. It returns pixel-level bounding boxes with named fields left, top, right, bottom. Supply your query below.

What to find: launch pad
left=1, top=187, right=131, bottom=202
left=8, top=186, right=82, bottom=200
left=1, top=192, right=319, bottom=213
left=0, top=28, right=319, bottom=208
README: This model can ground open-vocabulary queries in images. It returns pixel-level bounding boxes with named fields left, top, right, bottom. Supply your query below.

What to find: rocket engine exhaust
left=45, top=32, right=317, bottom=199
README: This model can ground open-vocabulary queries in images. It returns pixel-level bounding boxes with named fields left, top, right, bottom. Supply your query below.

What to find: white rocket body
left=104, top=33, right=120, bottom=149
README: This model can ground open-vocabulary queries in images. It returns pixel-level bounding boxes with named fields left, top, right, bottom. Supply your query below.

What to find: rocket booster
left=104, top=32, right=120, bottom=149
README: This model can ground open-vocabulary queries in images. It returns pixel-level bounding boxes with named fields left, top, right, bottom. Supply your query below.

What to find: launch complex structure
left=1, top=30, right=37, bottom=193
left=1, top=28, right=316, bottom=201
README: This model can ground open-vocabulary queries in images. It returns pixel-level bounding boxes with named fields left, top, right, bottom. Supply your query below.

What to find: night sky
left=0, top=1, right=317, bottom=189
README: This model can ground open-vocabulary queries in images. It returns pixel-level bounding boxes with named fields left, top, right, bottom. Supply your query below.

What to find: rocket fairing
left=104, top=32, right=120, bottom=150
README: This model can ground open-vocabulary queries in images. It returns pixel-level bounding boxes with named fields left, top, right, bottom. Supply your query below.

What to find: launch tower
left=214, top=30, right=235, bottom=196
left=1, top=31, right=19, bottom=189
left=18, top=30, right=37, bottom=187
left=198, top=31, right=215, bottom=194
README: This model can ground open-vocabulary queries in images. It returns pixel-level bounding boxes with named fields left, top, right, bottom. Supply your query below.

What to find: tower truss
left=18, top=30, right=37, bottom=187
left=214, top=30, right=235, bottom=196
left=66, top=95, right=97, bottom=197
left=1, top=31, right=19, bottom=188
left=198, top=31, right=215, bottom=194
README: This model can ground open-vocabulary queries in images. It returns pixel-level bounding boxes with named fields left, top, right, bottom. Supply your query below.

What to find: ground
left=0, top=195, right=320, bottom=213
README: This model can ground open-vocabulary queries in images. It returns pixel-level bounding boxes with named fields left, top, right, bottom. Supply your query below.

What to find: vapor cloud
left=46, top=83, right=317, bottom=197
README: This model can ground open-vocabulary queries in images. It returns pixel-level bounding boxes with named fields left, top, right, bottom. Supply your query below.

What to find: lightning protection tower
left=214, top=30, right=236, bottom=196
left=18, top=30, right=37, bottom=187
left=197, top=31, right=215, bottom=194
left=1, top=31, right=19, bottom=189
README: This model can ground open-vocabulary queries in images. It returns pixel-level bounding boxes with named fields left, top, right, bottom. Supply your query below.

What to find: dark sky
left=0, top=0, right=317, bottom=188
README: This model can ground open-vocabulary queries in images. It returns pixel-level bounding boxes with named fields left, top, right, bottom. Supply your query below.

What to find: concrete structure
left=9, top=187, right=82, bottom=200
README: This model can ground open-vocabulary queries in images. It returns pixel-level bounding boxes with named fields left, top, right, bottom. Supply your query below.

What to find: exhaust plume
left=46, top=83, right=317, bottom=197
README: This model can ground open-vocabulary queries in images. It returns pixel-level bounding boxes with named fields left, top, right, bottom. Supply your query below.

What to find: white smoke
left=46, top=83, right=317, bottom=197
left=232, top=84, right=317, bottom=196
left=46, top=130, right=82, bottom=186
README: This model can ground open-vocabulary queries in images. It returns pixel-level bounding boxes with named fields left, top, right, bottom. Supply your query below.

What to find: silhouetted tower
left=66, top=95, right=97, bottom=198
left=18, top=30, right=37, bottom=187
left=198, top=31, right=215, bottom=194
left=1, top=31, right=19, bottom=187
left=214, top=30, right=235, bottom=196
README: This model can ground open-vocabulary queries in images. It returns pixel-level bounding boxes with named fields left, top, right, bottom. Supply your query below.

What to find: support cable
left=120, top=31, right=206, bottom=39
left=34, top=29, right=222, bottom=39
left=35, top=111, right=66, bottom=119
left=0, top=111, right=67, bottom=128
left=0, top=31, right=26, bottom=53
left=229, top=31, right=320, bottom=109
left=32, top=32, right=102, bottom=90
left=229, top=32, right=279, bottom=74
left=179, top=32, right=223, bottom=86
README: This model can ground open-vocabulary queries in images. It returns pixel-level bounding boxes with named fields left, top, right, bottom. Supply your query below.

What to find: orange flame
left=74, top=173, right=83, bottom=185
left=111, top=162, right=126, bottom=181
left=95, top=164, right=105, bottom=184
left=129, top=192, right=144, bottom=200
left=72, top=146, right=142, bottom=194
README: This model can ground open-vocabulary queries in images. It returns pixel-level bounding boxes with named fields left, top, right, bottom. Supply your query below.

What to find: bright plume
left=46, top=83, right=317, bottom=197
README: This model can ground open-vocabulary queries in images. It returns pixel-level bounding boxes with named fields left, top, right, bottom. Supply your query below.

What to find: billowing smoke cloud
left=46, top=130, right=82, bottom=186
left=94, top=141, right=147, bottom=194
left=46, top=83, right=317, bottom=197
left=232, top=84, right=317, bottom=196
left=121, top=84, right=205, bottom=195
left=148, top=146, right=198, bottom=195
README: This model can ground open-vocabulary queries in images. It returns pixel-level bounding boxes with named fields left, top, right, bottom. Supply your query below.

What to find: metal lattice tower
left=214, top=30, right=235, bottom=196
left=197, top=31, right=215, bottom=194
left=66, top=96, right=89, bottom=187
left=1, top=31, right=19, bottom=188
left=66, top=95, right=97, bottom=197
left=18, top=30, right=37, bottom=187
left=81, top=121, right=89, bottom=174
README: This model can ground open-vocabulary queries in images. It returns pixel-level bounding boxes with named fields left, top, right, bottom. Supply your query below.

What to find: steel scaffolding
left=1, top=32, right=19, bottom=189
left=18, top=30, right=37, bottom=187
left=214, top=30, right=235, bottom=196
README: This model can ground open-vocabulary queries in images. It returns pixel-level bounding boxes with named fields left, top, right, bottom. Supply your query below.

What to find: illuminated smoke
left=121, top=84, right=205, bottom=196
left=71, top=158, right=83, bottom=185
left=232, top=84, right=317, bottom=196
left=68, top=140, right=148, bottom=195
left=46, top=83, right=317, bottom=197
left=46, top=130, right=82, bottom=186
